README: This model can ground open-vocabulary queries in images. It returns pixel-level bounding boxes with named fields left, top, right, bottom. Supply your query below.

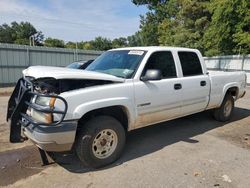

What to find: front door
left=134, top=51, right=182, bottom=128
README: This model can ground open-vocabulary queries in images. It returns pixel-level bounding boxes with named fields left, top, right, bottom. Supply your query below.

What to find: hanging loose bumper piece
left=38, top=147, right=49, bottom=166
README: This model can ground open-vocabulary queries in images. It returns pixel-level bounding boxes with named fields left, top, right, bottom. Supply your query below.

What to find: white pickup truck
left=7, top=47, right=247, bottom=168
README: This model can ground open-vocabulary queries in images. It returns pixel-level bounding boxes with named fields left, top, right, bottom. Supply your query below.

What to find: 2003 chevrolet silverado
left=7, top=47, right=247, bottom=168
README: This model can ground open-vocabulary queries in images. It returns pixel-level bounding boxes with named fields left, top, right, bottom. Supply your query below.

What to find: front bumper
left=22, top=120, right=77, bottom=152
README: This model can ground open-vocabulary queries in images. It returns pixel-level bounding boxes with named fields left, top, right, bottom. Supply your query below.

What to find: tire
left=75, top=116, right=126, bottom=168
left=213, top=94, right=234, bottom=122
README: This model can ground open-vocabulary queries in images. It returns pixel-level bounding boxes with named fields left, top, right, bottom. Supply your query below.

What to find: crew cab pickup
left=7, top=47, right=247, bottom=168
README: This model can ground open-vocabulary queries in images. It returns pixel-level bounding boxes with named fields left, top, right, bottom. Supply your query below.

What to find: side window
left=178, top=52, right=203, bottom=76
left=143, top=51, right=177, bottom=79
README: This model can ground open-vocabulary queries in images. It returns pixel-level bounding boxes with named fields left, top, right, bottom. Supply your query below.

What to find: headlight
left=35, top=96, right=56, bottom=107
left=30, top=96, right=56, bottom=124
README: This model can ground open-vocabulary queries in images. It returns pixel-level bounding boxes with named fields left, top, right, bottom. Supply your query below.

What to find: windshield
left=86, top=50, right=146, bottom=78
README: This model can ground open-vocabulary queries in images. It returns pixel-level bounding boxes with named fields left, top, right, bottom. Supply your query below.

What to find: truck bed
left=207, top=70, right=246, bottom=109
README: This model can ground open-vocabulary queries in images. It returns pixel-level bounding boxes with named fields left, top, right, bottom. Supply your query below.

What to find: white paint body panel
left=134, top=78, right=183, bottom=128
left=207, top=70, right=246, bottom=109
left=179, top=75, right=210, bottom=115
left=23, top=66, right=124, bottom=82
left=24, top=47, right=247, bottom=131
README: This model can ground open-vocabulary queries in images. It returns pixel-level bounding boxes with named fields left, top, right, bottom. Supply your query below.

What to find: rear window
left=178, top=52, right=203, bottom=76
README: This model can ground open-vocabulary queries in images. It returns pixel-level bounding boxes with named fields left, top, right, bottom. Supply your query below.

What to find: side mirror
left=141, top=69, right=162, bottom=81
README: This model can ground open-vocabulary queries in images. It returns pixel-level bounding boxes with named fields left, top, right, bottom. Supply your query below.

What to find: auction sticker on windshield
left=128, top=50, right=144, bottom=56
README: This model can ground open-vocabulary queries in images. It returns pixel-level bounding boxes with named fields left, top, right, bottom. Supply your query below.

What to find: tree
left=203, top=0, right=250, bottom=55
left=112, top=37, right=128, bottom=48
left=158, top=0, right=211, bottom=53
left=139, top=13, right=160, bottom=46
left=132, top=0, right=170, bottom=9
left=0, top=24, right=13, bottom=43
left=66, top=41, right=77, bottom=49
left=90, top=37, right=112, bottom=51
left=81, top=42, right=94, bottom=50
left=132, top=0, right=211, bottom=53
left=133, top=0, right=250, bottom=56
left=132, top=0, right=171, bottom=46
left=76, top=41, right=93, bottom=50
left=127, top=31, right=143, bottom=46
left=0, top=21, right=43, bottom=45
left=44, top=37, right=65, bottom=48
left=12, top=22, right=36, bottom=45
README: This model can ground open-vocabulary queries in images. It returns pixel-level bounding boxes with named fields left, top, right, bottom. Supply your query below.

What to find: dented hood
left=22, top=66, right=125, bottom=82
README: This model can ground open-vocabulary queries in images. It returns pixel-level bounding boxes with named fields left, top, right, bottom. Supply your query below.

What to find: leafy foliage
left=203, top=0, right=250, bottom=55
left=139, top=13, right=159, bottom=46
left=127, top=31, right=143, bottom=46
left=0, top=21, right=43, bottom=45
left=112, top=37, right=127, bottom=48
left=158, top=0, right=211, bottom=54
left=0, top=24, right=13, bottom=43
left=1, top=1, right=249, bottom=56
left=89, top=37, right=112, bottom=51
left=133, top=0, right=250, bottom=56
left=65, top=41, right=77, bottom=49
left=44, top=37, right=65, bottom=48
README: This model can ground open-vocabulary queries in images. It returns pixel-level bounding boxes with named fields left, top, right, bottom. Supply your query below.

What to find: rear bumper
left=22, top=120, right=77, bottom=152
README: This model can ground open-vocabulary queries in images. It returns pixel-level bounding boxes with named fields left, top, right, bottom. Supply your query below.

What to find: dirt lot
left=0, top=88, right=250, bottom=188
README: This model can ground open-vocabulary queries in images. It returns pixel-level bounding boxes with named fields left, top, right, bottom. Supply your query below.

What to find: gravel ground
left=0, top=87, right=14, bottom=96
left=0, top=88, right=250, bottom=188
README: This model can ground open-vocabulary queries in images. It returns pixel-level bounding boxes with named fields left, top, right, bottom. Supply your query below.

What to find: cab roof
left=109, top=46, right=199, bottom=52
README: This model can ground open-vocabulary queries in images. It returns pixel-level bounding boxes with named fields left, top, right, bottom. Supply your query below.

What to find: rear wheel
left=75, top=116, right=126, bottom=168
left=213, top=94, right=234, bottom=122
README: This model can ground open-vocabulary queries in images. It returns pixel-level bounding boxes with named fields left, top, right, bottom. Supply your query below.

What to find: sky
left=0, top=0, right=147, bottom=41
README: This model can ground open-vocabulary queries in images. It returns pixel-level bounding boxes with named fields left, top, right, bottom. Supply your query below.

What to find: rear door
left=177, top=51, right=210, bottom=115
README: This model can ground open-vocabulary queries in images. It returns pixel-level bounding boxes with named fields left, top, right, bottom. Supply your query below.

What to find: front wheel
left=213, top=94, right=234, bottom=122
left=75, top=116, right=126, bottom=168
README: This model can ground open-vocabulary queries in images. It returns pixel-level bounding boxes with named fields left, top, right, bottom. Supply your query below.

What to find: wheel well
left=77, top=106, right=129, bottom=131
left=226, top=87, right=239, bottom=98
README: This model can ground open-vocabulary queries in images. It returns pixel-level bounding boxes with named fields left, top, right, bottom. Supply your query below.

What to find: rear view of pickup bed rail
left=7, top=46, right=247, bottom=168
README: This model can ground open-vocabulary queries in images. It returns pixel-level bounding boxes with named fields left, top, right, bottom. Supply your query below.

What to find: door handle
left=174, top=83, right=182, bottom=90
left=200, top=81, right=206, bottom=86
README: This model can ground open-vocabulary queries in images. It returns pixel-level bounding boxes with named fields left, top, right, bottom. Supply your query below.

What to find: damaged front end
left=7, top=77, right=68, bottom=143
left=7, top=76, right=115, bottom=143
